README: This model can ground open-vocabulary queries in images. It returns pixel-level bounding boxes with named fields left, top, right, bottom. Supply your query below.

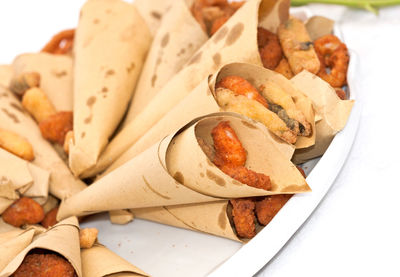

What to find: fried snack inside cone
left=0, top=128, right=34, bottom=161
left=41, top=29, right=75, bottom=55
left=69, top=0, right=151, bottom=177
left=2, top=197, right=45, bottom=227
left=57, top=113, right=309, bottom=220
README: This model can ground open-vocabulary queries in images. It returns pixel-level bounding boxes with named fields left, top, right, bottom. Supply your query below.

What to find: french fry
left=79, top=228, right=98, bottom=249
left=22, top=87, right=56, bottom=123
left=9, top=72, right=40, bottom=96
left=0, top=129, right=34, bottom=161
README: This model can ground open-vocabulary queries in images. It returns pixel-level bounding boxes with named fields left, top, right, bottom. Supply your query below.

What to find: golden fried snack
left=2, top=197, right=45, bottom=227
left=278, top=17, right=320, bottom=74
left=257, top=27, right=283, bottom=70
left=9, top=72, right=40, bottom=96
left=12, top=251, right=76, bottom=277
left=216, top=88, right=297, bottom=144
left=0, top=129, right=34, bottom=161
left=39, top=111, right=73, bottom=145
left=259, top=80, right=312, bottom=136
left=314, top=34, right=349, bottom=88
left=216, top=75, right=269, bottom=108
left=230, top=199, right=256, bottom=239
left=219, top=164, right=272, bottom=190
left=274, top=57, right=294, bottom=79
left=41, top=206, right=59, bottom=228
left=334, top=87, right=346, bottom=100
left=22, top=87, right=56, bottom=123
left=255, top=194, right=292, bottom=226
left=41, top=29, right=75, bottom=55
left=79, top=228, right=99, bottom=249
left=63, top=130, right=74, bottom=154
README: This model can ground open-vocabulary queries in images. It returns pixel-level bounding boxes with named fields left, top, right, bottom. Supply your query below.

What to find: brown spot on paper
left=105, top=69, right=115, bottom=77
left=199, top=163, right=203, bottom=168
left=188, top=43, right=193, bottom=48
left=151, top=11, right=162, bottom=20
left=151, top=75, right=157, bottom=87
left=53, top=70, right=67, bottom=78
left=1, top=108, right=19, bottom=123
left=173, top=172, right=184, bottom=185
left=278, top=0, right=290, bottom=24
left=106, top=9, right=112, bottom=14
left=200, top=172, right=205, bottom=178
left=188, top=51, right=202, bottom=65
left=161, top=33, right=170, bottom=48
left=0, top=92, right=8, bottom=98
left=10, top=103, right=23, bottom=113
left=84, top=116, right=92, bottom=124
left=143, top=176, right=171, bottom=199
left=212, top=53, right=221, bottom=66
left=232, top=180, right=242, bottom=186
left=156, top=57, right=162, bottom=66
left=127, top=62, right=135, bottom=73
left=206, top=170, right=226, bottom=186
left=93, top=18, right=100, bottom=24
left=218, top=206, right=227, bottom=229
left=87, top=96, right=96, bottom=107
left=241, top=120, right=257, bottom=129
left=225, top=23, right=244, bottom=46
left=206, top=159, right=214, bottom=167
left=101, top=87, right=108, bottom=93
left=213, top=26, right=228, bottom=43
left=81, top=132, right=86, bottom=138
left=281, top=184, right=309, bottom=192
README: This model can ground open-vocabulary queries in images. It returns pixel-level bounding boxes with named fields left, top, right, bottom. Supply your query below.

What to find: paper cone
left=290, top=71, right=354, bottom=163
left=81, top=244, right=149, bottom=277
left=0, top=217, right=82, bottom=277
left=84, top=0, right=289, bottom=176
left=58, top=113, right=309, bottom=220
left=86, top=62, right=308, bottom=178
left=12, top=53, right=73, bottom=111
left=0, top=229, right=35, bottom=272
left=0, top=65, right=13, bottom=87
left=125, top=0, right=208, bottom=123
left=0, top=86, right=86, bottom=200
left=69, top=0, right=151, bottom=177
left=0, top=218, right=19, bottom=233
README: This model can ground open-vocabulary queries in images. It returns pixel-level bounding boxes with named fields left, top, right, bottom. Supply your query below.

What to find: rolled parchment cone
left=58, top=113, right=309, bottom=220
left=125, top=0, right=208, bottom=123
left=12, top=53, right=73, bottom=111
left=0, top=217, right=82, bottom=277
left=85, top=0, right=289, bottom=177
left=0, top=65, right=13, bottom=87
left=81, top=244, right=149, bottom=277
left=69, top=0, right=151, bottom=177
left=0, top=86, right=86, bottom=200
left=85, top=62, right=307, bottom=178
left=0, top=229, right=35, bottom=272
left=290, top=71, right=354, bottom=163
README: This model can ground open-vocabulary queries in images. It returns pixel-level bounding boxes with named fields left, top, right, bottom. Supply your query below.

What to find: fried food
left=22, top=87, right=56, bottom=123
left=2, top=197, right=45, bottom=227
left=41, top=29, right=75, bottom=55
left=274, top=57, right=294, bottom=79
left=257, top=27, right=283, bottom=70
left=41, top=206, right=59, bottom=228
left=210, top=14, right=230, bottom=36
left=255, top=194, right=292, bottom=226
left=216, top=75, right=269, bottom=108
left=334, top=87, right=347, bottom=100
left=216, top=88, right=297, bottom=144
left=219, top=164, right=272, bottom=190
left=63, top=130, right=74, bottom=154
left=39, top=111, right=73, bottom=145
left=79, top=228, right=98, bottom=249
left=230, top=199, right=256, bottom=239
left=0, top=129, right=35, bottom=161
left=314, top=34, right=349, bottom=88
left=278, top=17, right=320, bottom=74
left=11, top=251, right=76, bottom=277
left=9, top=72, right=40, bottom=96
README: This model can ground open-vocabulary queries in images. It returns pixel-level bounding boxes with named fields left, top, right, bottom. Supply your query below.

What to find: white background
left=1, top=1, right=400, bottom=276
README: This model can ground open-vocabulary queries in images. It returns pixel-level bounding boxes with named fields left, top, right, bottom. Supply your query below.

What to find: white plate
left=81, top=7, right=362, bottom=277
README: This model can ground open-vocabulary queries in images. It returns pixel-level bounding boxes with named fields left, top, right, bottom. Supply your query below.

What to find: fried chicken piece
left=258, top=27, right=283, bottom=70
left=41, top=206, right=59, bottom=228
left=12, top=251, right=76, bottom=277
left=216, top=75, right=269, bottom=108
left=219, top=164, right=272, bottom=190
left=274, top=57, right=294, bottom=79
left=2, top=197, right=45, bottom=227
left=255, top=194, right=292, bottom=226
left=39, top=111, right=73, bottom=145
left=230, top=199, right=256, bottom=239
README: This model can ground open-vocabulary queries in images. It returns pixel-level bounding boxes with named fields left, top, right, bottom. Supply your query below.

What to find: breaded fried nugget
left=39, top=111, right=73, bottom=145
left=274, top=58, right=294, bottom=79
left=230, top=199, right=256, bottom=239
left=257, top=27, right=283, bottom=70
left=255, top=194, right=292, bottom=226
left=220, top=165, right=272, bottom=190
left=2, top=197, right=45, bottom=227
left=41, top=206, right=59, bottom=228
left=216, top=75, right=269, bottom=108
left=12, top=252, right=76, bottom=277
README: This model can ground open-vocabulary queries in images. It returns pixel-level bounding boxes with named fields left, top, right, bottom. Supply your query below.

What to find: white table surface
left=1, top=2, right=400, bottom=276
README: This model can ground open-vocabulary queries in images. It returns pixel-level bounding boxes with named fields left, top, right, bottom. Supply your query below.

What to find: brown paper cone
left=85, top=62, right=306, bottom=178
left=0, top=217, right=82, bottom=277
left=69, top=0, right=151, bottom=177
left=12, top=53, right=73, bottom=111
left=290, top=71, right=354, bottom=163
left=125, top=0, right=208, bottom=123
left=0, top=218, right=19, bottom=233
left=0, top=65, right=13, bottom=87
left=58, top=113, right=309, bottom=220
left=81, top=244, right=148, bottom=277
left=0, top=229, right=35, bottom=272
left=0, top=86, right=86, bottom=200
left=82, top=0, right=289, bottom=177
